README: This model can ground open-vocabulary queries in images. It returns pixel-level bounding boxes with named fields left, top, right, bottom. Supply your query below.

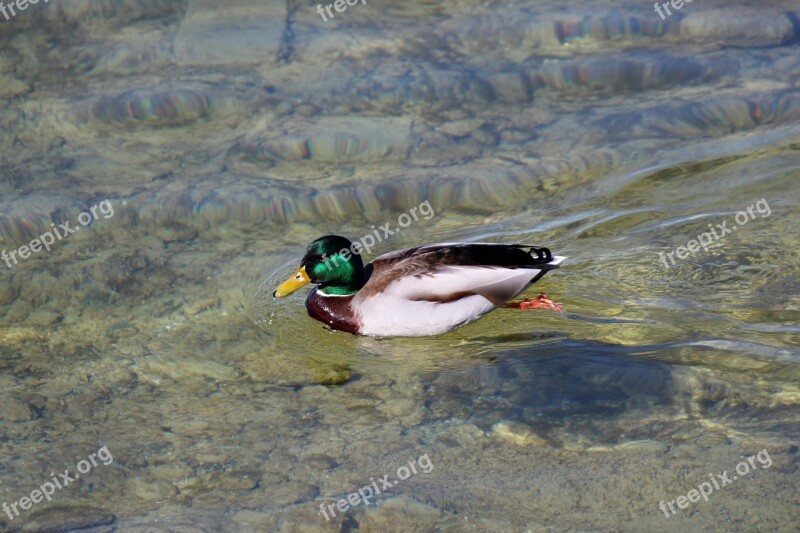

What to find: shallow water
left=1, top=0, right=799, bottom=531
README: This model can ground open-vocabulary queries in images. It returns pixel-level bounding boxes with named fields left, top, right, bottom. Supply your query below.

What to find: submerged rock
left=174, top=0, right=285, bottom=65
left=491, top=421, right=549, bottom=447
left=230, top=117, right=412, bottom=165
left=20, top=505, right=115, bottom=533
left=354, top=495, right=443, bottom=531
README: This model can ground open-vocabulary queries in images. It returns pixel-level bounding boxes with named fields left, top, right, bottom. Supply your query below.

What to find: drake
left=273, top=235, right=565, bottom=337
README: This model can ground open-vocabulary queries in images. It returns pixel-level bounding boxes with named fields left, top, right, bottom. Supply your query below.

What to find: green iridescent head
left=274, top=235, right=366, bottom=297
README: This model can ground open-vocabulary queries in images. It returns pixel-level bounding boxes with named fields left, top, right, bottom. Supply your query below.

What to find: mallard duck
left=273, top=235, right=565, bottom=337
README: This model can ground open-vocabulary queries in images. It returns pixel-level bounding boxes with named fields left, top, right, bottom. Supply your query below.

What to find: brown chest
left=305, top=289, right=361, bottom=334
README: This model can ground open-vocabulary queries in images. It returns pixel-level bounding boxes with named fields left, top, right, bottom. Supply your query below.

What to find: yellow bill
left=274, top=268, right=311, bottom=297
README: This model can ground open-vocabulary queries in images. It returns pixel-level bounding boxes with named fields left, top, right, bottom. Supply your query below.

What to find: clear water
left=1, top=0, right=798, bottom=531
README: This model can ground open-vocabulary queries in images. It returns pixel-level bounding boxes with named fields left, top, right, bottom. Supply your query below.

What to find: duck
left=273, top=235, right=565, bottom=337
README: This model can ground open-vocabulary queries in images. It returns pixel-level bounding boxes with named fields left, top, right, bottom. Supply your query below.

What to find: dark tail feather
left=527, top=246, right=553, bottom=264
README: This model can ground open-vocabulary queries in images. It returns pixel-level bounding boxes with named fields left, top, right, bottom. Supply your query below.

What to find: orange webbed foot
left=505, top=293, right=564, bottom=312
